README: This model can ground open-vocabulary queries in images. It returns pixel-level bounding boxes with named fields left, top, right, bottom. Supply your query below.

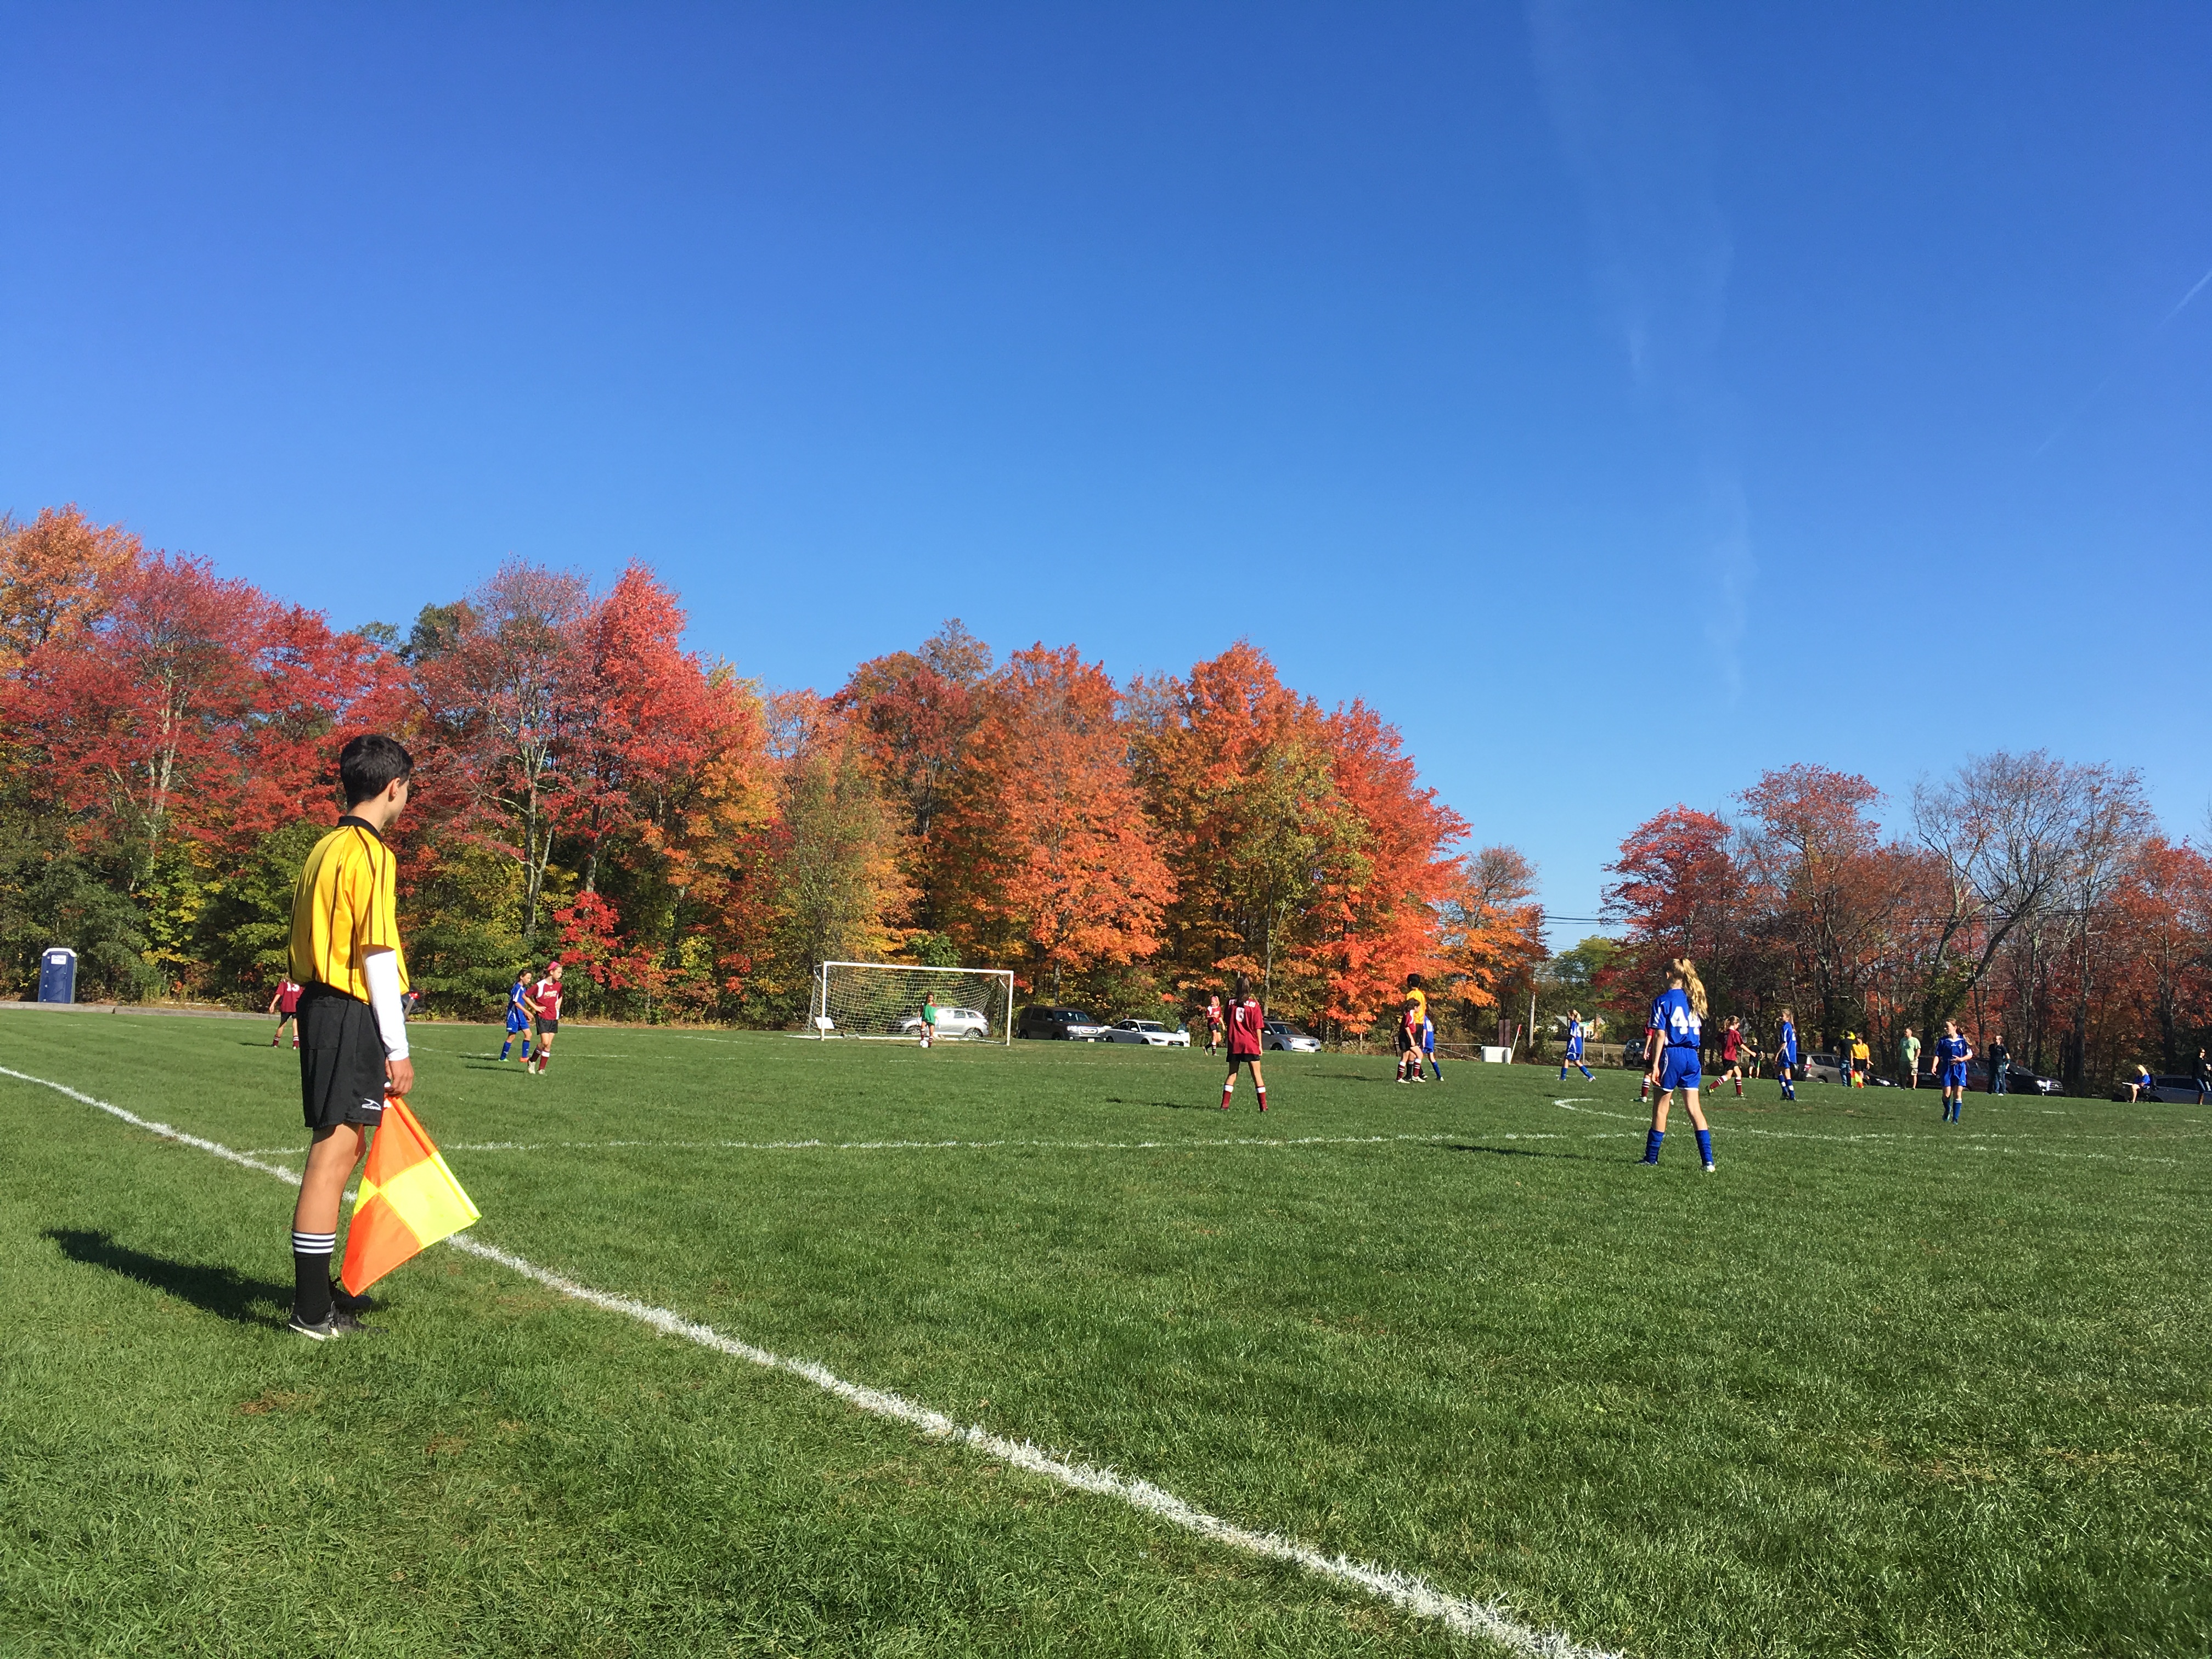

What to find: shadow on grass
left=1107, top=1097, right=1219, bottom=1111
left=44, top=1228, right=291, bottom=1328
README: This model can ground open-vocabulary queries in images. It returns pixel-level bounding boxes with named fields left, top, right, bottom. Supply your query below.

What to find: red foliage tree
left=1599, top=805, right=1742, bottom=1025
left=7, top=549, right=397, bottom=884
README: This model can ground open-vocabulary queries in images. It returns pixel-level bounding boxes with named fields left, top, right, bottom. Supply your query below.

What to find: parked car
left=2113, top=1073, right=2199, bottom=1103
left=1261, top=1019, right=1322, bottom=1053
left=1802, top=1050, right=1848, bottom=1085
left=1103, top=1018, right=1189, bottom=1047
left=1962, top=1060, right=2064, bottom=1096
left=895, top=1006, right=991, bottom=1040
left=1015, top=1005, right=1110, bottom=1041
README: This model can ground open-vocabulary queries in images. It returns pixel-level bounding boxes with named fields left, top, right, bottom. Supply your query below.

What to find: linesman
left=285, top=734, right=416, bottom=1339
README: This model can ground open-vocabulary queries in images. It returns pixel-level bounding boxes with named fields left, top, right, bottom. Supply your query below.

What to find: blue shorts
left=1565, top=1042, right=1583, bottom=1061
left=506, top=1009, right=529, bottom=1034
left=1940, top=1063, right=1967, bottom=1088
left=1659, top=1047, right=1701, bottom=1091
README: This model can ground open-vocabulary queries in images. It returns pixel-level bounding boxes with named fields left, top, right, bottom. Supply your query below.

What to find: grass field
left=4, top=1010, right=2208, bottom=1657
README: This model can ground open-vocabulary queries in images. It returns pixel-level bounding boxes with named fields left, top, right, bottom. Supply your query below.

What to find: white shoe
left=1703, top=1162, right=1716, bottom=1174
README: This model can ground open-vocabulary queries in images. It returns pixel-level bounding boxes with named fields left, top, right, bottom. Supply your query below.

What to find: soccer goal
left=814, top=961, right=1017, bottom=1045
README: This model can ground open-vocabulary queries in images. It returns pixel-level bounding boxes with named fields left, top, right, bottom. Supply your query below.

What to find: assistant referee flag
left=340, top=1098, right=480, bottom=1294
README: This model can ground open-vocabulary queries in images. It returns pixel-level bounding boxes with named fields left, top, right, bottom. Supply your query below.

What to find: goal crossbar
left=814, top=961, right=1015, bottom=1046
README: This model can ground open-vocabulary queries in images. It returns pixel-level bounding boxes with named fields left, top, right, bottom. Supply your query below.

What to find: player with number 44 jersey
left=1641, top=958, right=1716, bottom=1173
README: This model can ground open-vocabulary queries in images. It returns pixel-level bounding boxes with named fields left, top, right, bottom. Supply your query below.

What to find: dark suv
left=1015, top=1006, right=1109, bottom=1041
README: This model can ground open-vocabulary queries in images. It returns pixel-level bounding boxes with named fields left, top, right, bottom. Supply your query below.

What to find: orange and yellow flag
left=341, top=1097, right=480, bottom=1295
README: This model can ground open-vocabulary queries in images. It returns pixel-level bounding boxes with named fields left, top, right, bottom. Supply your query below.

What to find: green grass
left=3, top=1013, right=2208, bottom=1657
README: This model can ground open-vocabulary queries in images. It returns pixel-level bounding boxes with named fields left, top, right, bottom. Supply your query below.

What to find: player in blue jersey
left=1558, top=1009, right=1594, bottom=1081
left=1422, top=1014, right=1442, bottom=1081
left=498, top=969, right=533, bottom=1063
left=1934, top=1020, right=1973, bottom=1121
left=1640, top=959, right=1715, bottom=1172
left=1775, top=1008, right=1799, bottom=1100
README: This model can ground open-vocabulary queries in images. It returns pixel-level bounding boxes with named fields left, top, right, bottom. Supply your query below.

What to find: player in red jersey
left=1218, top=974, right=1268, bottom=1113
left=1719, top=1015, right=1746, bottom=1098
left=528, top=961, right=564, bottom=1076
left=267, top=976, right=303, bottom=1049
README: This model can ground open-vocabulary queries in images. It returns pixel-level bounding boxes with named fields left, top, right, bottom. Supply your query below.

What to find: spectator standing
left=1987, top=1034, right=2010, bottom=1094
left=2195, top=1047, right=2210, bottom=1105
left=1899, top=1028, right=1921, bottom=1088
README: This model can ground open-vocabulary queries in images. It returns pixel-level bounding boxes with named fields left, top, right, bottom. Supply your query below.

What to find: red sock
left=1256, top=1087, right=1267, bottom=1113
left=1220, top=1081, right=1233, bottom=1110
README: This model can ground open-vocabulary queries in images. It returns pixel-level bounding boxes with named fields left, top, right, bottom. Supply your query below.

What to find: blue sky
left=5, top=2, right=2208, bottom=935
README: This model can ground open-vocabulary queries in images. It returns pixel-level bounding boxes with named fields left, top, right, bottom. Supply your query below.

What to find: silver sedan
left=1103, top=1019, right=1189, bottom=1047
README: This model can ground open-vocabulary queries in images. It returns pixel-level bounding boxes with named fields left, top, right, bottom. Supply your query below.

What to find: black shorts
left=297, top=986, right=386, bottom=1132
left=1226, top=1050, right=1261, bottom=1069
left=533, top=1014, right=558, bottom=1038
left=1395, top=1028, right=1415, bottom=1053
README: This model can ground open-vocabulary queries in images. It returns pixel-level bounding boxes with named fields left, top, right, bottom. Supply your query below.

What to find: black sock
left=292, top=1231, right=336, bottom=1322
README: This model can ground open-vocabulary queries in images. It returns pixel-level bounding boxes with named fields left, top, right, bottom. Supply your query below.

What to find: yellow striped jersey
left=289, top=817, right=409, bottom=1000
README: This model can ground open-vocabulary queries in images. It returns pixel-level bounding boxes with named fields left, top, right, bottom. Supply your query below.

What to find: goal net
left=814, top=961, right=1016, bottom=1044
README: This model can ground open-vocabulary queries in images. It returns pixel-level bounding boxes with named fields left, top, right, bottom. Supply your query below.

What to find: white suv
left=896, top=1007, right=991, bottom=1040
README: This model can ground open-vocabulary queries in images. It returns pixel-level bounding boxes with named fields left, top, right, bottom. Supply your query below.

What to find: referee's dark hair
left=339, top=734, right=415, bottom=806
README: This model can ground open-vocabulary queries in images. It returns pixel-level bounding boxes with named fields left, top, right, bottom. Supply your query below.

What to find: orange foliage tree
left=936, top=645, right=1173, bottom=1001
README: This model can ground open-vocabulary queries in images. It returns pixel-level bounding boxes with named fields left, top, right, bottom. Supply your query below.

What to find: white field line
left=0, top=1064, right=1614, bottom=1659
left=1549, top=1100, right=2188, bottom=1165
left=225, top=1130, right=1571, bottom=1157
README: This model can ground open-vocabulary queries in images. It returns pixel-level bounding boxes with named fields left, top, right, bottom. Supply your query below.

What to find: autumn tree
left=0, top=505, right=139, bottom=670
left=1600, top=805, right=1742, bottom=1025
left=413, top=561, right=595, bottom=943
left=1437, top=845, right=1548, bottom=1039
left=742, top=691, right=911, bottom=1017
left=1734, top=765, right=1899, bottom=1045
left=936, top=645, right=1173, bottom=1001
left=833, top=619, right=995, bottom=932
left=1128, top=644, right=1367, bottom=1012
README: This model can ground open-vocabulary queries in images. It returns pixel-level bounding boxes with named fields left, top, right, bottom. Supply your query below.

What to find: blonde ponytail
left=1671, top=957, right=1709, bottom=1020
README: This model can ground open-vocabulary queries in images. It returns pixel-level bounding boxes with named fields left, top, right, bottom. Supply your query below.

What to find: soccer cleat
left=330, top=1282, right=377, bottom=1317
left=1703, top=1161, right=1716, bottom=1174
left=287, top=1310, right=373, bottom=1340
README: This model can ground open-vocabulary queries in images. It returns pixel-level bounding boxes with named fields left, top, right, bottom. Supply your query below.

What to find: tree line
left=1581, top=761, right=2211, bottom=1093
left=0, top=506, right=1547, bottom=1032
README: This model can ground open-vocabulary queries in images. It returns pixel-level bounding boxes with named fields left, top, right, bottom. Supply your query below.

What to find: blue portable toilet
left=38, top=946, right=77, bottom=1004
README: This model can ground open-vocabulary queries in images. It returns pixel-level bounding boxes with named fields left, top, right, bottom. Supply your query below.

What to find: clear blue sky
left=5, top=2, right=2208, bottom=935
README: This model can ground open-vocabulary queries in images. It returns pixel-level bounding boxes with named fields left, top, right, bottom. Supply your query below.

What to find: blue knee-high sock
left=1558, top=1065, right=1567, bottom=1080
left=522, top=1039, right=533, bottom=1058
left=1643, top=1129, right=1663, bottom=1163
left=1696, top=1128, right=1713, bottom=1165
left=499, top=1037, right=512, bottom=1059
left=1579, top=1064, right=1593, bottom=1079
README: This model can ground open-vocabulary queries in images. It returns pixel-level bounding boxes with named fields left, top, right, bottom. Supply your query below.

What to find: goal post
left=814, top=961, right=1016, bottom=1045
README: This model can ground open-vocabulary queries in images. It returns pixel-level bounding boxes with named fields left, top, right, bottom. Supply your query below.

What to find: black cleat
left=330, top=1281, right=378, bottom=1316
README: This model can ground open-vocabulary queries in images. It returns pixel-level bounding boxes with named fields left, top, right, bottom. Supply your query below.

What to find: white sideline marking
left=227, top=1130, right=1581, bottom=1158
left=0, top=1063, right=1615, bottom=1659
left=312, top=1130, right=1555, bottom=1155
left=1550, top=1100, right=2185, bottom=1165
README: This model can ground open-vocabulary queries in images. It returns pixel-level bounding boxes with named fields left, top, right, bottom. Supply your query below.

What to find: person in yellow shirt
left=1850, top=1032, right=1871, bottom=1087
left=285, top=734, right=415, bottom=1340
left=1397, top=975, right=1430, bottom=1083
